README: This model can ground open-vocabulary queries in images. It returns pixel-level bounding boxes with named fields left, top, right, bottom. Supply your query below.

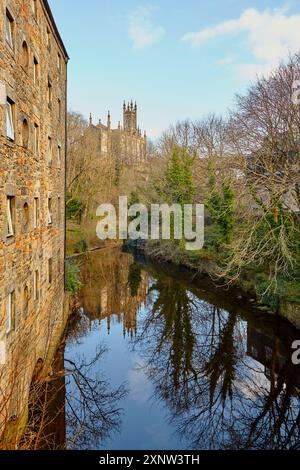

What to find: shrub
left=65, top=259, right=82, bottom=294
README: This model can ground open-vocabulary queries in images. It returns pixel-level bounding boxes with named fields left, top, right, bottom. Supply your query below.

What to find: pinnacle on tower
left=89, top=113, right=92, bottom=126
left=107, top=110, right=111, bottom=128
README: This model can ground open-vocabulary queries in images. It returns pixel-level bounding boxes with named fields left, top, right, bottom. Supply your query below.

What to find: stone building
left=88, top=100, right=147, bottom=165
left=0, top=0, right=68, bottom=432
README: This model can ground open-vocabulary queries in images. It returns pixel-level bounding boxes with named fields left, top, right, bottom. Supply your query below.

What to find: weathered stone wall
left=0, top=0, right=68, bottom=427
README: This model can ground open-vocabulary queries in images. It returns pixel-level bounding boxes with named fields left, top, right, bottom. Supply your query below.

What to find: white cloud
left=217, top=54, right=236, bottom=66
left=182, top=7, right=300, bottom=78
left=129, top=5, right=165, bottom=49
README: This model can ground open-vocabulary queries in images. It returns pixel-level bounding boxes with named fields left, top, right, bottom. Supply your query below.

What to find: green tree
left=164, top=145, right=195, bottom=206
left=206, top=164, right=235, bottom=247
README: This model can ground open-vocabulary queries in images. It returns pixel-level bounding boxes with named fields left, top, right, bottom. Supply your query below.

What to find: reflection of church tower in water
left=80, top=251, right=149, bottom=338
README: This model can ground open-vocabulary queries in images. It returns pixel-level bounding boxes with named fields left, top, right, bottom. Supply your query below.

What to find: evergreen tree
left=206, top=163, right=235, bottom=247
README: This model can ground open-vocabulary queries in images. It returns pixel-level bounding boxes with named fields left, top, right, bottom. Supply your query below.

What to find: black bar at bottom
left=0, top=450, right=298, bottom=467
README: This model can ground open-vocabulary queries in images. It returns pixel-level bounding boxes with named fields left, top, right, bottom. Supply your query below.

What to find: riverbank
left=126, top=239, right=300, bottom=330
left=65, top=220, right=300, bottom=330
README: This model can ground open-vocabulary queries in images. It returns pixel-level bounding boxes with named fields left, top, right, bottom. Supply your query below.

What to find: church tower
left=123, top=100, right=137, bottom=132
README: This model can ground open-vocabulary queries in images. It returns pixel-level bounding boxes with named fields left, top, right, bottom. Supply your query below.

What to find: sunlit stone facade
left=0, top=0, right=68, bottom=434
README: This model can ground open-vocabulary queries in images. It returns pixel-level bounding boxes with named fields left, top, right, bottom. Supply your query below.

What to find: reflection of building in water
left=247, top=325, right=300, bottom=393
left=79, top=250, right=149, bottom=338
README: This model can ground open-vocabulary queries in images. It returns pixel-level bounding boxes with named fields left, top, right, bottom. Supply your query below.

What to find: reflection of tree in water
left=65, top=344, right=127, bottom=450
left=22, top=316, right=127, bottom=450
left=225, top=356, right=300, bottom=450
left=128, top=262, right=142, bottom=297
left=133, top=269, right=300, bottom=449
left=204, top=311, right=238, bottom=408
left=135, top=276, right=197, bottom=395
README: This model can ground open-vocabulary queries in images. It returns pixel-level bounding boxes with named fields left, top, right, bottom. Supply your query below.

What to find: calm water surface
left=62, top=248, right=300, bottom=450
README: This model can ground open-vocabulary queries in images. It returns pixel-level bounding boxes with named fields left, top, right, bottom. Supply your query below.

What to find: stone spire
left=89, top=113, right=92, bottom=126
left=107, top=110, right=111, bottom=129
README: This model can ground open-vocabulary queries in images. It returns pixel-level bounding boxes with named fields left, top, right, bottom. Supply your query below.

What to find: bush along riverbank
left=125, top=235, right=300, bottom=330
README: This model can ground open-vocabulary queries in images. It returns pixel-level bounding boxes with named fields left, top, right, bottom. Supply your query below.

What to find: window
left=6, top=196, right=15, bottom=238
left=23, top=202, right=29, bottom=229
left=47, top=136, right=52, bottom=166
left=57, top=145, right=61, bottom=168
left=23, top=286, right=29, bottom=317
left=57, top=52, right=61, bottom=71
left=57, top=196, right=61, bottom=225
left=47, top=78, right=52, bottom=107
left=6, top=98, right=15, bottom=141
left=57, top=249, right=61, bottom=275
left=58, top=98, right=61, bottom=121
left=47, top=198, right=52, bottom=225
left=33, top=197, right=39, bottom=229
left=32, top=0, right=37, bottom=18
left=6, top=291, right=16, bottom=334
left=5, top=10, right=14, bottom=49
left=34, top=270, right=40, bottom=301
left=33, top=57, right=39, bottom=84
left=22, top=118, right=29, bottom=148
left=46, top=27, right=51, bottom=50
left=20, top=41, right=29, bottom=69
left=34, top=123, right=39, bottom=156
left=48, top=258, right=53, bottom=284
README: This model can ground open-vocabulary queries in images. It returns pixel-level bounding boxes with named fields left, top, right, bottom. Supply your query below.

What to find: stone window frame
left=47, top=195, right=53, bottom=226
left=32, top=0, right=38, bottom=20
left=22, top=198, right=30, bottom=234
left=33, top=121, right=40, bottom=159
left=6, top=195, right=15, bottom=239
left=57, top=143, right=62, bottom=169
left=48, top=257, right=53, bottom=285
left=33, top=55, right=39, bottom=85
left=33, top=269, right=40, bottom=302
left=5, top=7, right=14, bottom=51
left=20, top=39, right=29, bottom=72
left=47, top=76, right=52, bottom=109
left=6, top=290, right=16, bottom=335
left=3, top=184, right=16, bottom=244
left=46, top=26, right=51, bottom=51
left=57, top=52, right=61, bottom=72
left=23, top=284, right=29, bottom=318
left=33, top=195, right=40, bottom=231
left=6, top=96, right=15, bottom=142
left=57, top=195, right=61, bottom=225
left=47, top=135, right=52, bottom=167
left=57, top=97, right=61, bottom=122
left=21, top=115, right=30, bottom=149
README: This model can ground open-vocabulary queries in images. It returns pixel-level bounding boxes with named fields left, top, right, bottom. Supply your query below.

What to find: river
left=27, top=247, right=300, bottom=450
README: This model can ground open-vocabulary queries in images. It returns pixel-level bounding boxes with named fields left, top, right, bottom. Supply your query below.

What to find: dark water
left=61, top=248, right=300, bottom=450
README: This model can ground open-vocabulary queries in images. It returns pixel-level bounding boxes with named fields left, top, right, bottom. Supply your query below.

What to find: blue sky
left=49, top=0, right=300, bottom=139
